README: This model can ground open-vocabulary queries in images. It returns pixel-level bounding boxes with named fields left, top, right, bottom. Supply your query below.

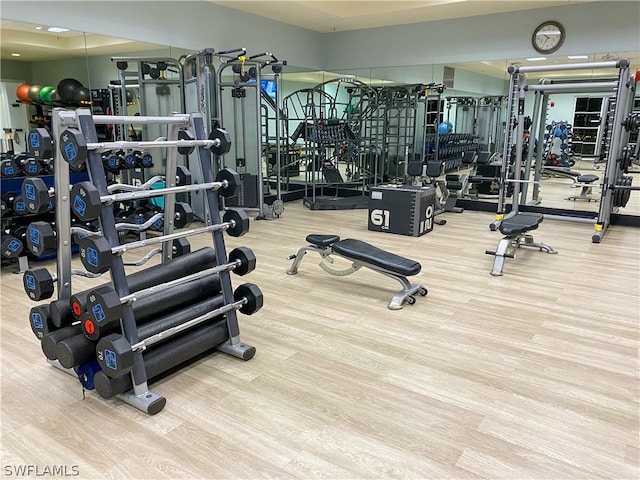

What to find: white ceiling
left=210, top=0, right=593, bottom=33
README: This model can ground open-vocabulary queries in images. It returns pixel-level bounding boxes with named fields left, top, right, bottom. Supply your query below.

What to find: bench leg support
left=487, top=234, right=557, bottom=276
left=287, top=245, right=331, bottom=275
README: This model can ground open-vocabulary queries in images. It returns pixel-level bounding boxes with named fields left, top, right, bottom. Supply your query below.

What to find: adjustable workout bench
left=486, top=212, right=557, bottom=276
left=287, top=234, right=427, bottom=310
left=542, top=166, right=599, bottom=202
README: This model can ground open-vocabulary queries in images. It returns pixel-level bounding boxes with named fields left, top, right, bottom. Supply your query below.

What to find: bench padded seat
left=306, top=234, right=340, bottom=247
left=577, top=174, right=598, bottom=183
left=333, top=239, right=422, bottom=277
left=499, top=212, right=543, bottom=236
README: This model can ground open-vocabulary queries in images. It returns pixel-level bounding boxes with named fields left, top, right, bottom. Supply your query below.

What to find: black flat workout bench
left=287, top=234, right=427, bottom=310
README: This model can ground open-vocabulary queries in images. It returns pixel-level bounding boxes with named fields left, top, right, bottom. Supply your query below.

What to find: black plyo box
left=368, top=184, right=436, bottom=237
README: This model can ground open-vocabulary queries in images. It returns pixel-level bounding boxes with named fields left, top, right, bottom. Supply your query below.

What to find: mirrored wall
left=2, top=19, right=637, bottom=217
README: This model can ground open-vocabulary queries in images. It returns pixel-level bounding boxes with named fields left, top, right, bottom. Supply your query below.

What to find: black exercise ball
left=57, top=78, right=84, bottom=102
left=49, top=89, right=64, bottom=106
left=74, top=87, right=91, bottom=106
left=28, top=85, right=43, bottom=104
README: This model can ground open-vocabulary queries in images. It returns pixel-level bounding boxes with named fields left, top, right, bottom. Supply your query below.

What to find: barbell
left=70, top=167, right=240, bottom=222
left=22, top=166, right=192, bottom=215
left=29, top=127, right=231, bottom=169
left=95, top=282, right=263, bottom=378
left=77, top=209, right=249, bottom=274
left=83, top=246, right=256, bottom=328
left=23, top=266, right=101, bottom=302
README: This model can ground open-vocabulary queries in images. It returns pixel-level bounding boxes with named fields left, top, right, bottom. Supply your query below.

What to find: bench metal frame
left=287, top=243, right=427, bottom=310
left=486, top=232, right=556, bottom=276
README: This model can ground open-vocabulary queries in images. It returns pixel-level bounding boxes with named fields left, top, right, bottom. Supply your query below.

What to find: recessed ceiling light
left=11, top=53, right=21, bottom=57
left=526, top=57, right=547, bottom=62
left=568, top=55, right=589, bottom=59
left=47, top=27, right=70, bottom=33
left=34, top=26, right=43, bottom=30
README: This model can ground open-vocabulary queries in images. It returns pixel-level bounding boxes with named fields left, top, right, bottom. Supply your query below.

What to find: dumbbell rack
left=45, top=108, right=254, bottom=414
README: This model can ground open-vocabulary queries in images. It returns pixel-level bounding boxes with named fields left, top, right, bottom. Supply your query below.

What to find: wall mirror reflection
left=1, top=19, right=638, bottom=223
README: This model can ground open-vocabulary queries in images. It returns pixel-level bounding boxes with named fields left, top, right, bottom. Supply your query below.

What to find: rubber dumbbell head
left=29, top=304, right=56, bottom=339
left=23, top=267, right=55, bottom=301
left=215, top=167, right=242, bottom=198
left=177, top=130, right=195, bottom=155
left=223, top=209, right=250, bottom=237
left=209, top=128, right=232, bottom=156
left=234, top=282, right=263, bottom=315
left=70, top=181, right=102, bottom=221
left=22, top=177, right=54, bottom=214
left=77, top=236, right=112, bottom=274
left=174, top=202, right=194, bottom=228
left=26, top=221, right=56, bottom=256
left=176, top=165, right=192, bottom=186
left=228, top=246, right=256, bottom=276
left=1, top=234, right=24, bottom=259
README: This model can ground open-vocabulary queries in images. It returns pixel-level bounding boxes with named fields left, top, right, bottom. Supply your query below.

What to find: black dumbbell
left=1, top=233, right=24, bottom=259
left=25, top=221, right=57, bottom=256
left=9, top=224, right=28, bottom=245
left=23, top=267, right=56, bottom=301
left=147, top=202, right=194, bottom=231
left=21, top=177, right=54, bottom=214
left=1, top=191, right=28, bottom=216
left=14, top=153, right=41, bottom=176
left=28, top=304, right=58, bottom=339
left=40, top=158, right=55, bottom=174
left=103, top=150, right=124, bottom=171
left=136, top=151, right=153, bottom=168
left=122, top=151, right=137, bottom=168
left=96, top=282, right=263, bottom=378
left=1, top=158, right=19, bottom=177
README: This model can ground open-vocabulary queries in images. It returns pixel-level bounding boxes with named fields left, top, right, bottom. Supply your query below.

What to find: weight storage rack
left=28, top=108, right=257, bottom=414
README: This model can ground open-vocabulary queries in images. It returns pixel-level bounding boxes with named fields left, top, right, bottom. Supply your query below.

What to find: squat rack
left=498, top=60, right=636, bottom=243
left=521, top=77, right=619, bottom=206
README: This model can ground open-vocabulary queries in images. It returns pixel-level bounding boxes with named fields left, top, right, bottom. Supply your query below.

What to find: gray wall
left=323, top=2, right=640, bottom=70
left=1, top=1, right=326, bottom=71
left=1, top=60, right=33, bottom=83
left=2, top=1, right=638, bottom=73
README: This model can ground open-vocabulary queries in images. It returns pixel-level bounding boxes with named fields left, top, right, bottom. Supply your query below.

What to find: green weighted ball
left=39, top=86, right=55, bottom=106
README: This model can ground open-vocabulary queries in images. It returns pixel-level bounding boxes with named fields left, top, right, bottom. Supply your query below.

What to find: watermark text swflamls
left=3, top=464, right=80, bottom=477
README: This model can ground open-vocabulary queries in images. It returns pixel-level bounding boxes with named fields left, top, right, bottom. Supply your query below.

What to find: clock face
left=532, top=21, right=565, bottom=54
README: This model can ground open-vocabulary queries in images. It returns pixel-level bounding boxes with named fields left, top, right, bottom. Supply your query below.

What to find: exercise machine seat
left=333, top=239, right=422, bottom=277
left=577, top=174, right=598, bottom=184
left=499, top=212, right=543, bottom=236
left=306, top=234, right=340, bottom=247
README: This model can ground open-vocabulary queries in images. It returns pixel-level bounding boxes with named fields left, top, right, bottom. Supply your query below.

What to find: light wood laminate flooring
left=1, top=201, right=638, bottom=479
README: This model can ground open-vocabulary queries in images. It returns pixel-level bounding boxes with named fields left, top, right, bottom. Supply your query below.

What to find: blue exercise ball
left=438, top=122, right=452, bottom=135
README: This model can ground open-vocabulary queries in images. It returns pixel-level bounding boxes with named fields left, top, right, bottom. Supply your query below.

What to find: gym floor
left=1, top=202, right=638, bottom=479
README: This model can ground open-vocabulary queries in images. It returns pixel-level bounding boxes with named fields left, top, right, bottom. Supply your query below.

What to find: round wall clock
left=532, top=21, right=565, bottom=55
